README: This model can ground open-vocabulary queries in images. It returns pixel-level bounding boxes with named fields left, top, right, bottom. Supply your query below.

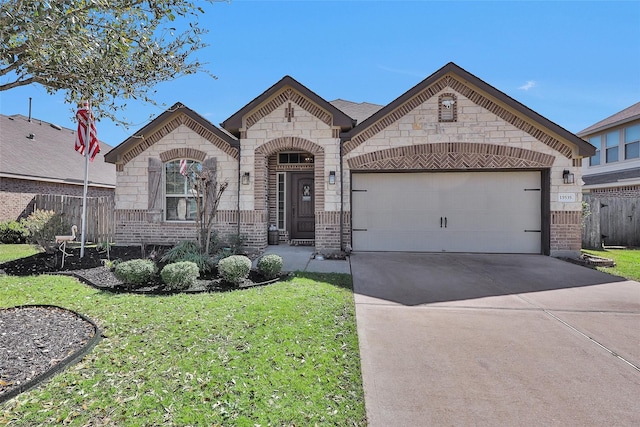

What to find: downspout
left=237, top=142, right=241, bottom=237
left=339, top=137, right=344, bottom=251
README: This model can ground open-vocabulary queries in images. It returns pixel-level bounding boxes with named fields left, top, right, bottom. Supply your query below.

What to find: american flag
left=179, top=159, right=188, bottom=176
left=75, top=102, right=100, bottom=161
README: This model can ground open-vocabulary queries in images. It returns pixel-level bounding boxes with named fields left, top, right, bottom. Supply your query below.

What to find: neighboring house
left=578, top=102, right=640, bottom=247
left=0, top=114, right=116, bottom=221
left=104, top=62, right=595, bottom=257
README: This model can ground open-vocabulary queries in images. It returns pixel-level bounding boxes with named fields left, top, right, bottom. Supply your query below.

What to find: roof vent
left=50, top=123, right=62, bottom=130
left=27, top=133, right=35, bottom=140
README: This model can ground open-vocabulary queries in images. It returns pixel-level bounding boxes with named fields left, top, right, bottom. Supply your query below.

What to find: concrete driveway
left=350, top=253, right=640, bottom=426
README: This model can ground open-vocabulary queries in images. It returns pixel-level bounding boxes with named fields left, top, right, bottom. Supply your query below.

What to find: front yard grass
left=0, top=272, right=366, bottom=426
left=582, top=248, right=640, bottom=282
left=0, top=244, right=40, bottom=263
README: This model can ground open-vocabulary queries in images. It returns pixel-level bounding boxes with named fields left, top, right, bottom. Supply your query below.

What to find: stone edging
left=0, top=305, right=102, bottom=404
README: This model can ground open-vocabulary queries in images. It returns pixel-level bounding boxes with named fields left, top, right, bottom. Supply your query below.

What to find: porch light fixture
left=562, top=169, right=574, bottom=184
left=329, top=171, right=336, bottom=185
left=242, top=172, right=250, bottom=185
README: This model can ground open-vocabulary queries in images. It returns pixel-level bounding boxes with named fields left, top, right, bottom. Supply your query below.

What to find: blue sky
left=1, top=0, right=639, bottom=147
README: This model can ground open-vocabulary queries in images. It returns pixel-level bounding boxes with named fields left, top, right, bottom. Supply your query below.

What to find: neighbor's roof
left=329, top=99, right=383, bottom=125
left=577, top=101, right=640, bottom=137
left=0, top=114, right=115, bottom=187
left=582, top=167, right=640, bottom=186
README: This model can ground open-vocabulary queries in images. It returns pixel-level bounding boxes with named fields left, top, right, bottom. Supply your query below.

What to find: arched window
left=165, top=159, right=202, bottom=221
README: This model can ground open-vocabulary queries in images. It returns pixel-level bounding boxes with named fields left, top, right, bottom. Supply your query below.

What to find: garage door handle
left=440, top=217, right=443, bottom=228
left=445, top=217, right=448, bottom=228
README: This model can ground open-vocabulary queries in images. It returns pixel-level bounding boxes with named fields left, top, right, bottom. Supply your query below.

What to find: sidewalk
left=252, top=245, right=351, bottom=274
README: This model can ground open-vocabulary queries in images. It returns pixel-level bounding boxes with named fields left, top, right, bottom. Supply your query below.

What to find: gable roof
left=221, top=76, right=355, bottom=137
left=329, top=99, right=383, bottom=125
left=0, top=114, right=115, bottom=187
left=104, top=102, right=239, bottom=165
left=346, top=62, right=595, bottom=158
left=577, top=101, right=640, bottom=137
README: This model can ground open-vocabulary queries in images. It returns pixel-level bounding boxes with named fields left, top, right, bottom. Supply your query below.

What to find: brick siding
left=588, top=185, right=640, bottom=199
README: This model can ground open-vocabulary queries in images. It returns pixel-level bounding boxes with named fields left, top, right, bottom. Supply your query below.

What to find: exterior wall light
left=329, top=170, right=336, bottom=185
left=562, top=169, right=574, bottom=184
left=242, top=172, right=250, bottom=185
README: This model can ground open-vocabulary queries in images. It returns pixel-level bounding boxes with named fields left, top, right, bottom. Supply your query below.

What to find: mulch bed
left=0, top=306, right=99, bottom=403
left=0, top=246, right=284, bottom=402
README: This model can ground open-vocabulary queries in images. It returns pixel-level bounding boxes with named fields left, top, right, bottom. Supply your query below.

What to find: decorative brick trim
left=159, top=148, right=207, bottom=163
left=572, top=158, right=583, bottom=167
left=345, top=75, right=573, bottom=159
left=118, top=114, right=238, bottom=167
left=347, top=143, right=555, bottom=170
left=254, top=137, right=325, bottom=211
left=115, top=209, right=147, bottom=222
left=551, top=210, right=581, bottom=225
left=245, top=87, right=332, bottom=130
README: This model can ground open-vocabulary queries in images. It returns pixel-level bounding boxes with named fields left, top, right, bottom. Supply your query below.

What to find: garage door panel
left=352, top=171, right=542, bottom=253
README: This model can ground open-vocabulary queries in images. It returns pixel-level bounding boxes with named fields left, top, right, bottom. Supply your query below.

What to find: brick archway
left=254, top=137, right=325, bottom=210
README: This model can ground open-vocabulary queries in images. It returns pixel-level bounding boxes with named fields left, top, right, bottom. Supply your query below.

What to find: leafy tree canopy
left=0, top=0, right=219, bottom=123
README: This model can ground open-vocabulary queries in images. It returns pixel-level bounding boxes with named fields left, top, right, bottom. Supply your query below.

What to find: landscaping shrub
left=22, top=210, right=69, bottom=253
left=114, top=259, right=156, bottom=287
left=0, top=220, right=28, bottom=244
left=218, top=255, right=252, bottom=285
left=257, top=254, right=283, bottom=279
left=161, top=261, right=199, bottom=290
left=160, top=240, right=214, bottom=273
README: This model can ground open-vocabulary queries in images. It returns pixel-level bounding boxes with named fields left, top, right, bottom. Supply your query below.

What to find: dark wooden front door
left=289, top=172, right=315, bottom=239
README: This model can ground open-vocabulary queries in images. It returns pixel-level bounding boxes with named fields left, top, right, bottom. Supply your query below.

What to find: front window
left=165, top=159, right=202, bottom=221
left=625, top=124, right=640, bottom=160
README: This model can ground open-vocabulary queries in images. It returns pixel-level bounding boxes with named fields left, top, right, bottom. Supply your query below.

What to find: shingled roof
left=329, top=99, right=383, bottom=125
left=0, top=114, right=115, bottom=187
left=577, top=101, right=640, bottom=136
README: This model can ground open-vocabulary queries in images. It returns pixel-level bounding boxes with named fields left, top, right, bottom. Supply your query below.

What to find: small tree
left=183, top=165, right=228, bottom=255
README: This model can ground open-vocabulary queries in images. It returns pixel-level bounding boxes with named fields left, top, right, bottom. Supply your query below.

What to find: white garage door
left=351, top=171, right=542, bottom=253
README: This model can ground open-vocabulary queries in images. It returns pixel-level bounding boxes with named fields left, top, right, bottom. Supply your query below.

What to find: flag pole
left=80, top=100, right=91, bottom=258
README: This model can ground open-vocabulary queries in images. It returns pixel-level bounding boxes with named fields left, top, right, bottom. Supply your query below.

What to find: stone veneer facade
left=106, top=66, right=592, bottom=257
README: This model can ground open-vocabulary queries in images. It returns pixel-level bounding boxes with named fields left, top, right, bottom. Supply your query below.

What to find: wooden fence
left=582, top=194, right=639, bottom=248
left=31, top=194, right=115, bottom=243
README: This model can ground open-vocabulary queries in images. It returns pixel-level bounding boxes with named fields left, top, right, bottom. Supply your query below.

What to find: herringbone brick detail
left=119, top=114, right=238, bottom=166
left=345, top=75, right=573, bottom=159
left=347, top=143, right=555, bottom=170
left=245, top=87, right=332, bottom=129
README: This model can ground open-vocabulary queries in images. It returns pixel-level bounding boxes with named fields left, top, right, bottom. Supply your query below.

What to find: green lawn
left=0, top=244, right=40, bottom=263
left=0, top=271, right=366, bottom=426
left=582, top=248, right=640, bottom=282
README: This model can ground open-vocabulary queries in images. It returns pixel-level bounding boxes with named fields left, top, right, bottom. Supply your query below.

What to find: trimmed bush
left=0, top=220, right=28, bottom=244
left=161, top=261, right=199, bottom=290
left=114, top=259, right=156, bottom=287
left=218, top=255, right=252, bottom=285
left=257, top=254, right=283, bottom=279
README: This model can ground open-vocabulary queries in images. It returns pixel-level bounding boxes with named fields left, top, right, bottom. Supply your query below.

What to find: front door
left=289, top=172, right=315, bottom=239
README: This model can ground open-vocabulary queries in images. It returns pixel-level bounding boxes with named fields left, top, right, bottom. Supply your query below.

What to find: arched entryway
left=255, top=137, right=325, bottom=243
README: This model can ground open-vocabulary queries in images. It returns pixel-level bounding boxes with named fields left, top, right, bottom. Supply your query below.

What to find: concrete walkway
left=351, top=252, right=640, bottom=426
left=252, top=244, right=351, bottom=274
